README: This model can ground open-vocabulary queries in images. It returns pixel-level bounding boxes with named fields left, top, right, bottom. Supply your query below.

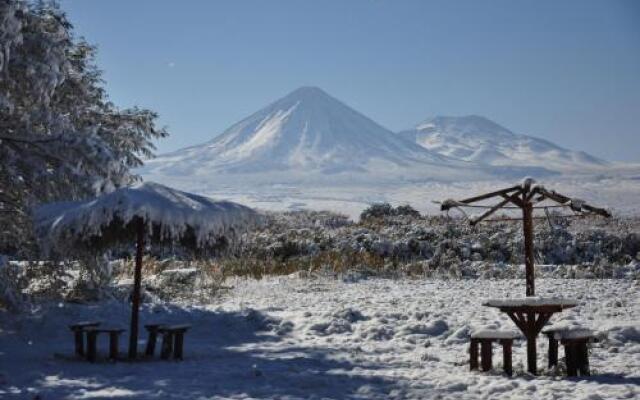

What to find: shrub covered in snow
left=4, top=209, right=639, bottom=307
left=360, top=203, right=421, bottom=221
left=215, top=210, right=640, bottom=280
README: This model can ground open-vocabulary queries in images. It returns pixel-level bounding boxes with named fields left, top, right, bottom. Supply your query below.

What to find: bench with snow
left=69, top=321, right=101, bottom=357
left=470, top=330, right=520, bottom=376
left=543, top=328, right=596, bottom=377
left=84, top=326, right=125, bottom=362
left=144, top=324, right=191, bottom=360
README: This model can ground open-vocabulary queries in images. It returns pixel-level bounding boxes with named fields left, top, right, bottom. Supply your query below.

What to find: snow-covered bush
left=360, top=203, right=421, bottom=221
left=216, top=210, right=640, bottom=281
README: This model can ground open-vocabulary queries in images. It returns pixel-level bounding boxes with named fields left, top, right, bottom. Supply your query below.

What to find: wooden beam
left=525, top=186, right=542, bottom=202
left=476, top=215, right=588, bottom=223
left=506, top=312, right=526, bottom=333
left=456, top=185, right=522, bottom=205
left=581, top=203, right=612, bottom=218
left=538, top=188, right=571, bottom=204
left=523, top=201, right=535, bottom=297
left=469, top=197, right=513, bottom=226
left=129, top=218, right=144, bottom=359
left=534, top=312, right=553, bottom=333
left=501, top=192, right=524, bottom=208
left=538, top=188, right=611, bottom=218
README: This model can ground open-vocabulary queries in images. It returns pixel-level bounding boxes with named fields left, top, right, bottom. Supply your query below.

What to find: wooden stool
left=69, top=321, right=101, bottom=356
left=146, top=324, right=191, bottom=360
left=144, top=324, right=164, bottom=356
left=544, top=328, right=595, bottom=377
left=470, top=330, right=520, bottom=376
left=85, top=327, right=125, bottom=362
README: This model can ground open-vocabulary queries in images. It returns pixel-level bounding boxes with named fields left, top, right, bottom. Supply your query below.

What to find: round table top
left=483, top=297, right=578, bottom=312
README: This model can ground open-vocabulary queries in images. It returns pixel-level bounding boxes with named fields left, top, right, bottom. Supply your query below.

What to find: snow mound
left=398, top=320, right=449, bottom=337
left=605, top=324, right=640, bottom=345
left=309, top=307, right=368, bottom=335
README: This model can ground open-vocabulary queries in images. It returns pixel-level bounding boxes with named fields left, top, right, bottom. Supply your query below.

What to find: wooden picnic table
left=483, top=298, right=578, bottom=375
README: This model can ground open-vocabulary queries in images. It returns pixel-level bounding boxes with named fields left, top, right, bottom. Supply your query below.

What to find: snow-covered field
left=146, top=174, right=640, bottom=220
left=2, top=277, right=639, bottom=399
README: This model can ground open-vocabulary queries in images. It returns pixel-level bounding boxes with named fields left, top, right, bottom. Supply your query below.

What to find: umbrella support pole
left=128, top=218, right=144, bottom=359
left=522, top=202, right=535, bottom=296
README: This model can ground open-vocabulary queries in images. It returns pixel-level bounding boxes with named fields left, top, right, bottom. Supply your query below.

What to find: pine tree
left=0, top=0, right=168, bottom=254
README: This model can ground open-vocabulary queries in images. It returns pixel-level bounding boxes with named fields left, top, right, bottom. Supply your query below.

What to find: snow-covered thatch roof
left=33, top=182, right=261, bottom=253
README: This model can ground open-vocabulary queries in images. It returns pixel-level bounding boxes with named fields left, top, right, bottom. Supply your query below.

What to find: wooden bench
left=69, top=321, right=101, bottom=357
left=84, top=327, right=125, bottom=362
left=543, top=328, right=596, bottom=376
left=145, top=324, right=191, bottom=360
left=470, top=330, right=520, bottom=376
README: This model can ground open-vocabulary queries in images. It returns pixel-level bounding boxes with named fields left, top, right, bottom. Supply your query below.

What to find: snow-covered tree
left=0, top=0, right=168, bottom=254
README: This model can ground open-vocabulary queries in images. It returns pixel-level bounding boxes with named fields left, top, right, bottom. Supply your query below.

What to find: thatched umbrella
left=34, top=182, right=260, bottom=359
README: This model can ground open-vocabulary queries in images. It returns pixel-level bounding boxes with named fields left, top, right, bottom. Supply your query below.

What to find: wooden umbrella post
left=128, top=218, right=145, bottom=359
left=522, top=200, right=535, bottom=297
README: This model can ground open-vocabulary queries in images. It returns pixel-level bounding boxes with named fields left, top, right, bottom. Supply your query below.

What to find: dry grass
left=215, top=249, right=395, bottom=279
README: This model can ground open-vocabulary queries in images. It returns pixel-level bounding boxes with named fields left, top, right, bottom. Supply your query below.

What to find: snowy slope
left=143, top=88, right=511, bottom=183
left=398, top=115, right=607, bottom=171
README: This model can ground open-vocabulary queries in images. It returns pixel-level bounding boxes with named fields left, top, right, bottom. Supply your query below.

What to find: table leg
left=565, top=343, right=577, bottom=377
left=501, top=309, right=563, bottom=376
left=173, top=332, right=184, bottom=360
left=74, top=329, right=84, bottom=356
left=87, top=331, right=98, bottom=363
left=109, top=332, right=119, bottom=360
left=145, top=328, right=158, bottom=357
left=480, top=340, right=493, bottom=371
left=470, top=339, right=479, bottom=370
left=160, top=332, right=173, bottom=360
left=578, top=341, right=590, bottom=376
left=501, top=339, right=513, bottom=376
left=547, top=336, right=558, bottom=369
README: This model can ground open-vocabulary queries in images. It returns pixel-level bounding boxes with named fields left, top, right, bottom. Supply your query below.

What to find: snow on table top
left=548, top=329, right=595, bottom=340
left=470, top=329, right=521, bottom=339
left=483, top=297, right=579, bottom=308
left=543, top=321, right=596, bottom=339
left=33, top=181, right=262, bottom=249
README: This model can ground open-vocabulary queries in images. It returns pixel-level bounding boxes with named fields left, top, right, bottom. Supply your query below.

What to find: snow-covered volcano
left=144, top=87, right=484, bottom=180
left=398, top=115, right=607, bottom=171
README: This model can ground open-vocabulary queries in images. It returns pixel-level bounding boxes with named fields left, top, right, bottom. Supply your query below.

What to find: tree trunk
left=128, top=218, right=144, bottom=359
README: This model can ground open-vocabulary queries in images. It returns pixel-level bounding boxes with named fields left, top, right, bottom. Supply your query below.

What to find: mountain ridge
left=398, top=115, right=606, bottom=170
left=142, top=87, right=606, bottom=186
left=144, top=87, right=488, bottom=181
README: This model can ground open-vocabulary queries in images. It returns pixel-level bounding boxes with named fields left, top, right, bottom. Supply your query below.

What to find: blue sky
left=59, top=0, right=640, bottom=161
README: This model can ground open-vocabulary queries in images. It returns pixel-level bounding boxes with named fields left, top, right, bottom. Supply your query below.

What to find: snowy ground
left=1, top=277, right=639, bottom=399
